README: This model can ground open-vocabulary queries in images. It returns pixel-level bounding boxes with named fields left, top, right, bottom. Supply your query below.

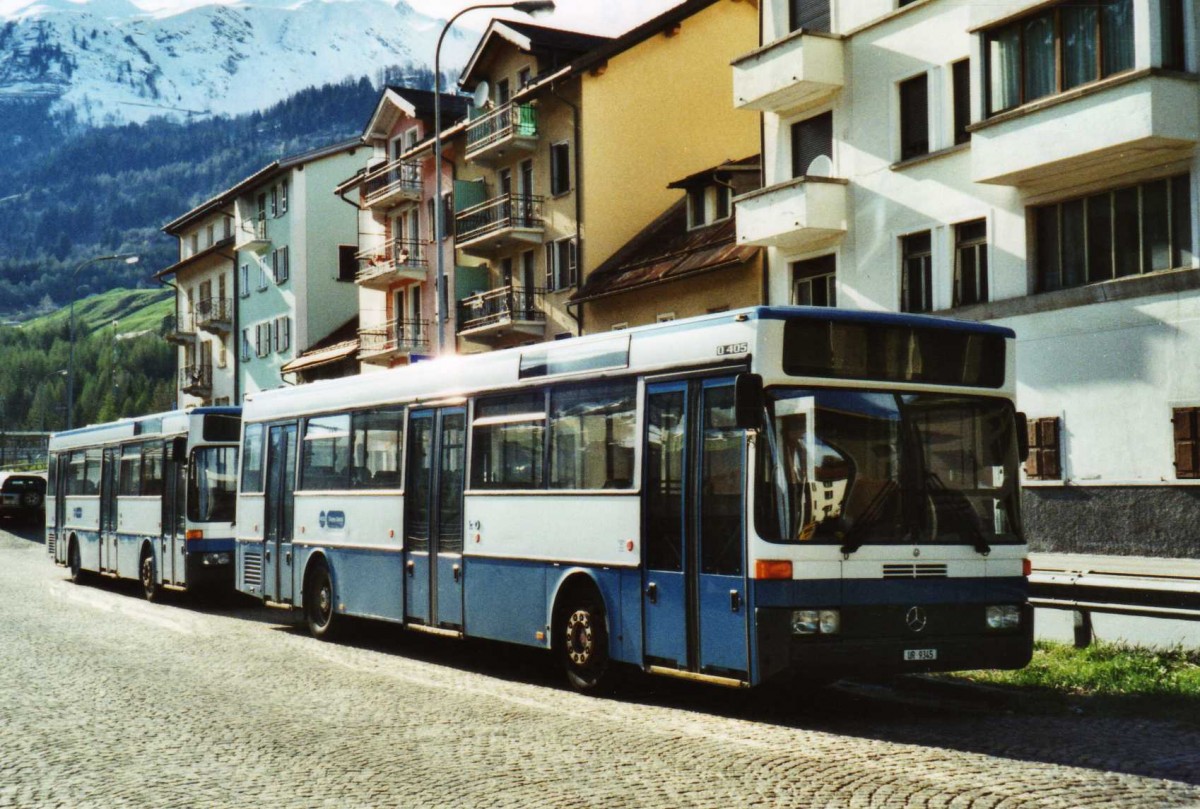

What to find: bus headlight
left=792, top=609, right=841, bottom=635
left=985, top=605, right=1021, bottom=630
left=201, top=553, right=231, bottom=567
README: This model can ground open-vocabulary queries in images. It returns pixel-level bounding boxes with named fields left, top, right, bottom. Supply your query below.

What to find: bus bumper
left=185, top=551, right=236, bottom=591
left=755, top=604, right=1034, bottom=685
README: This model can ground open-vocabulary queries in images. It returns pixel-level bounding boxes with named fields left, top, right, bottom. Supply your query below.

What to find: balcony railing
left=164, top=314, right=196, bottom=344
left=180, top=363, right=212, bottom=395
left=457, top=286, right=545, bottom=334
left=465, top=102, right=538, bottom=162
left=240, top=218, right=269, bottom=250
left=358, top=318, right=430, bottom=362
left=362, top=158, right=421, bottom=208
left=355, top=238, right=427, bottom=287
left=455, top=194, right=544, bottom=246
left=195, top=297, right=233, bottom=333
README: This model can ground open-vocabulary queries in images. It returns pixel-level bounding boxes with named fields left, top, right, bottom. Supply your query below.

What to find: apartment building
left=159, top=199, right=237, bottom=407
left=450, top=20, right=610, bottom=351
left=337, top=87, right=470, bottom=369
left=230, top=140, right=363, bottom=398
left=733, top=0, right=1200, bottom=556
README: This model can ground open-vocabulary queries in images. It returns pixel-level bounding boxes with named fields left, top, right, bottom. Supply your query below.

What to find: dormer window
left=687, top=184, right=733, bottom=230
left=518, top=66, right=532, bottom=88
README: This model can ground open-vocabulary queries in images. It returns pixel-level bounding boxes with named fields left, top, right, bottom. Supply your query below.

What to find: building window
left=1172, top=407, right=1200, bottom=478
left=217, top=340, right=227, bottom=369
left=1025, top=416, right=1061, bottom=480
left=545, top=238, right=577, bottom=290
left=789, top=0, right=830, bottom=33
left=239, top=264, right=250, bottom=298
left=550, top=141, right=570, bottom=197
left=985, top=0, right=1134, bottom=116
left=272, top=246, right=290, bottom=284
left=241, top=329, right=251, bottom=362
left=953, top=219, right=988, bottom=306
left=257, top=263, right=268, bottom=292
left=687, top=186, right=706, bottom=229
left=899, top=73, right=929, bottom=161
left=338, top=245, right=357, bottom=282
left=274, top=317, right=291, bottom=353
left=1161, top=0, right=1187, bottom=69
left=791, top=254, right=836, bottom=307
left=280, top=179, right=289, bottom=214
left=224, top=217, right=233, bottom=240
left=791, top=111, right=833, bottom=178
left=270, top=186, right=279, bottom=218
left=901, top=230, right=933, bottom=313
left=1034, top=174, right=1193, bottom=292
left=189, top=233, right=199, bottom=255
left=205, top=224, right=215, bottom=247
left=496, top=78, right=510, bottom=105
left=518, top=66, right=532, bottom=87
left=255, top=323, right=271, bottom=358
left=952, top=59, right=971, bottom=146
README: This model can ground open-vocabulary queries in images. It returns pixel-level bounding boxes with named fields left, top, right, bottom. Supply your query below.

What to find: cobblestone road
left=2, top=525, right=1199, bottom=808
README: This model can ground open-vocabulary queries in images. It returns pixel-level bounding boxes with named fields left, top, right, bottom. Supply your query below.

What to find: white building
left=733, top=0, right=1200, bottom=557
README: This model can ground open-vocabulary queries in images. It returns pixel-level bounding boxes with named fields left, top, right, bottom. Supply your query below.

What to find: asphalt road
left=2, top=521, right=1198, bottom=808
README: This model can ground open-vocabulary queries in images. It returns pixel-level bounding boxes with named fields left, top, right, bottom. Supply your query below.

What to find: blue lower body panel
left=323, top=547, right=405, bottom=623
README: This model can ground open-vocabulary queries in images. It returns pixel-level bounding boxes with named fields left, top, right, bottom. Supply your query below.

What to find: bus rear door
left=162, top=439, right=186, bottom=586
left=404, top=407, right=466, bottom=631
left=643, top=377, right=749, bottom=682
left=264, top=423, right=298, bottom=604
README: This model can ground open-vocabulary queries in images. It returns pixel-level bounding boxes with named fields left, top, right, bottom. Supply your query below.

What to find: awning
left=280, top=339, right=358, bottom=374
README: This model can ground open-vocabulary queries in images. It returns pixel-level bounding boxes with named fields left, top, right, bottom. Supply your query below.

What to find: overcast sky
left=1, top=0, right=683, bottom=35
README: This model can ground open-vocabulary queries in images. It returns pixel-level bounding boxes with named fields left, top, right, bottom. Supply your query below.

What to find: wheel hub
left=565, top=610, right=593, bottom=666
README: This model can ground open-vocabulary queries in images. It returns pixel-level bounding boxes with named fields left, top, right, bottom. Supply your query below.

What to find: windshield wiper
left=839, top=480, right=899, bottom=556
left=925, top=473, right=991, bottom=556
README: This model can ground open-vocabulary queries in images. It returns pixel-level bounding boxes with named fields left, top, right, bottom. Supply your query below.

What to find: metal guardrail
left=362, top=158, right=421, bottom=206
left=465, top=102, right=537, bottom=154
left=358, top=319, right=430, bottom=356
left=455, top=194, right=543, bottom=244
left=180, top=363, right=213, bottom=393
left=456, top=286, right=545, bottom=333
left=1029, top=564, right=1200, bottom=646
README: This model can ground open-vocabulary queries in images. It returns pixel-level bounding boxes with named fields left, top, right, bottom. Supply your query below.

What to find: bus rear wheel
left=140, top=547, right=160, bottom=602
left=68, top=538, right=84, bottom=584
left=559, top=594, right=610, bottom=693
left=305, top=561, right=341, bottom=641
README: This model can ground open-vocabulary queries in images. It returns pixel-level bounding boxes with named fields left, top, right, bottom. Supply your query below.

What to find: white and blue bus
left=47, top=407, right=241, bottom=600
left=235, top=307, right=1032, bottom=690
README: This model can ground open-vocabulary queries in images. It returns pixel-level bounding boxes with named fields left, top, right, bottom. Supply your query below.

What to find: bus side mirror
left=1015, top=412, right=1030, bottom=462
left=168, top=436, right=187, bottom=463
left=735, top=373, right=764, bottom=430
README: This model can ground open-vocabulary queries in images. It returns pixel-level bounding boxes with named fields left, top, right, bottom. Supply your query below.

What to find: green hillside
left=0, top=287, right=177, bottom=432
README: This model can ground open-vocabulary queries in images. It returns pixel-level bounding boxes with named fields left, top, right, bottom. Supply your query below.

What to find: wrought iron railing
left=455, top=194, right=543, bottom=244
left=362, top=158, right=421, bottom=206
left=355, top=238, right=427, bottom=284
left=180, top=363, right=213, bottom=392
left=358, top=319, right=430, bottom=355
left=465, top=102, right=538, bottom=154
left=195, top=297, right=233, bottom=328
left=457, top=286, right=545, bottom=333
left=164, top=314, right=195, bottom=340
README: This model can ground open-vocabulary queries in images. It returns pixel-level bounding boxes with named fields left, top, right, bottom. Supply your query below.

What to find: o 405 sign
left=716, top=342, right=748, bottom=357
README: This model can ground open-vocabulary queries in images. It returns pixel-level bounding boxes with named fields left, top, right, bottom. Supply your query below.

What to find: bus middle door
left=264, top=423, right=298, bottom=604
left=162, top=439, right=187, bottom=586
left=99, top=447, right=119, bottom=575
left=642, top=378, right=749, bottom=682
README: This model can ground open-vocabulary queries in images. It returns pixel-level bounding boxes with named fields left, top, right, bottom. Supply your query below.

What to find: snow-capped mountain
left=0, top=0, right=474, bottom=125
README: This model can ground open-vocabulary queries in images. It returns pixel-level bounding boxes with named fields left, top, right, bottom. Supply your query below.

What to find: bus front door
left=99, top=447, right=119, bottom=575
left=264, top=423, right=298, bottom=604
left=643, top=378, right=749, bottom=681
left=162, top=443, right=186, bottom=586
left=404, top=408, right=466, bottom=631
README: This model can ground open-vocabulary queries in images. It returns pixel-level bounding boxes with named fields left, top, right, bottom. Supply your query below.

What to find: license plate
left=904, top=648, right=937, bottom=662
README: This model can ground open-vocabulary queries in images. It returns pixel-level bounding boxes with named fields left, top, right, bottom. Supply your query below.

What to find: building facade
left=160, top=200, right=237, bottom=407
left=734, top=0, right=1200, bottom=556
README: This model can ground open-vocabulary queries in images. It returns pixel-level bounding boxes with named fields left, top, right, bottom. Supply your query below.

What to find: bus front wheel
left=304, top=561, right=341, bottom=641
left=558, top=593, right=610, bottom=693
left=140, top=546, right=160, bottom=602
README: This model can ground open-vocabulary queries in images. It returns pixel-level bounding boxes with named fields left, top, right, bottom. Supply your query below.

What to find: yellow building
left=576, top=0, right=761, bottom=331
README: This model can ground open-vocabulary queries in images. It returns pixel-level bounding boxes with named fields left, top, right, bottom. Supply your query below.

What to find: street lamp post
left=433, top=0, right=556, bottom=355
left=66, top=254, right=139, bottom=430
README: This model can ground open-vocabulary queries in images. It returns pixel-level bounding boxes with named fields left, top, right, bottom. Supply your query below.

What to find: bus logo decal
left=319, top=511, right=346, bottom=530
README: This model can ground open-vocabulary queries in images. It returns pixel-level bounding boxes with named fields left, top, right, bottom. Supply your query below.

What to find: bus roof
left=242, top=306, right=1014, bottom=422
left=48, top=406, right=241, bottom=451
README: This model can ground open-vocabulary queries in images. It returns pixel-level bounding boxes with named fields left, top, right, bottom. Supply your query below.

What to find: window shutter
left=568, top=239, right=578, bottom=286
left=1024, top=417, right=1061, bottom=480
left=545, top=243, right=555, bottom=288
left=791, top=111, right=833, bottom=178
left=789, top=0, right=830, bottom=33
left=1173, top=407, right=1199, bottom=478
left=271, top=250, right=279, bottom=284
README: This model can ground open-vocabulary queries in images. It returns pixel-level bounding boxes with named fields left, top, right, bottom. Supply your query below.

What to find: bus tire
left=68, top=537, right=85, bottom=584
left=304, top=560, right=341, bottom=641
left=140, top=545, right=160, bottom=602
left=558, top=589, right=610, bottom=693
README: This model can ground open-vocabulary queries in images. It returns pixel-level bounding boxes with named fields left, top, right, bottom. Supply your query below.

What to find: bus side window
left=242, top=424, right=266, bottom=493
left=142, top=443, right=164, bottom=496
left=351, top=409, right=403, bottom=489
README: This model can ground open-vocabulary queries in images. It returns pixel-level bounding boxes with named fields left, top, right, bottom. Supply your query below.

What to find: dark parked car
left=0, top=473, right=46, bottom=524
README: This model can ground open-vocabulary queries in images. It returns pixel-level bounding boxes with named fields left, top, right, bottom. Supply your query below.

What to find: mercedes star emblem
left=905, top=606, right=928, bottom=633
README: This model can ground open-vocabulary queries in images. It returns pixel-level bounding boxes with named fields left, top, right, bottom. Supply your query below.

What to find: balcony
left=464, top=102, right=538, bottom=165
left=972, top=72, right=1200, bottom=191
left=195, top=297, right=233, bottom=335
left=355, top=239, right=427, bottom=289
left=239, top=218, right=270, bottom=252
left=180, top=363, right=212, bottom=397
left=362, top=158, right=421, bottom=210
left=358, top=319, right=430, bottom=365
left=732, top=30, right=844, bottom=116
left=455, top=194, right=544, bottom=257
left=734, top=176, right=848, bottom=251
left=164, top=314, right=196, bottom=345
left=457, top=286, right=546, bottom=341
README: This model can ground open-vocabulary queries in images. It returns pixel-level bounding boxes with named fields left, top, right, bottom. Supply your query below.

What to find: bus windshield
left=188, top=446, right=238, bottom=523
left=756, top=389, right=1021, bottom=547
